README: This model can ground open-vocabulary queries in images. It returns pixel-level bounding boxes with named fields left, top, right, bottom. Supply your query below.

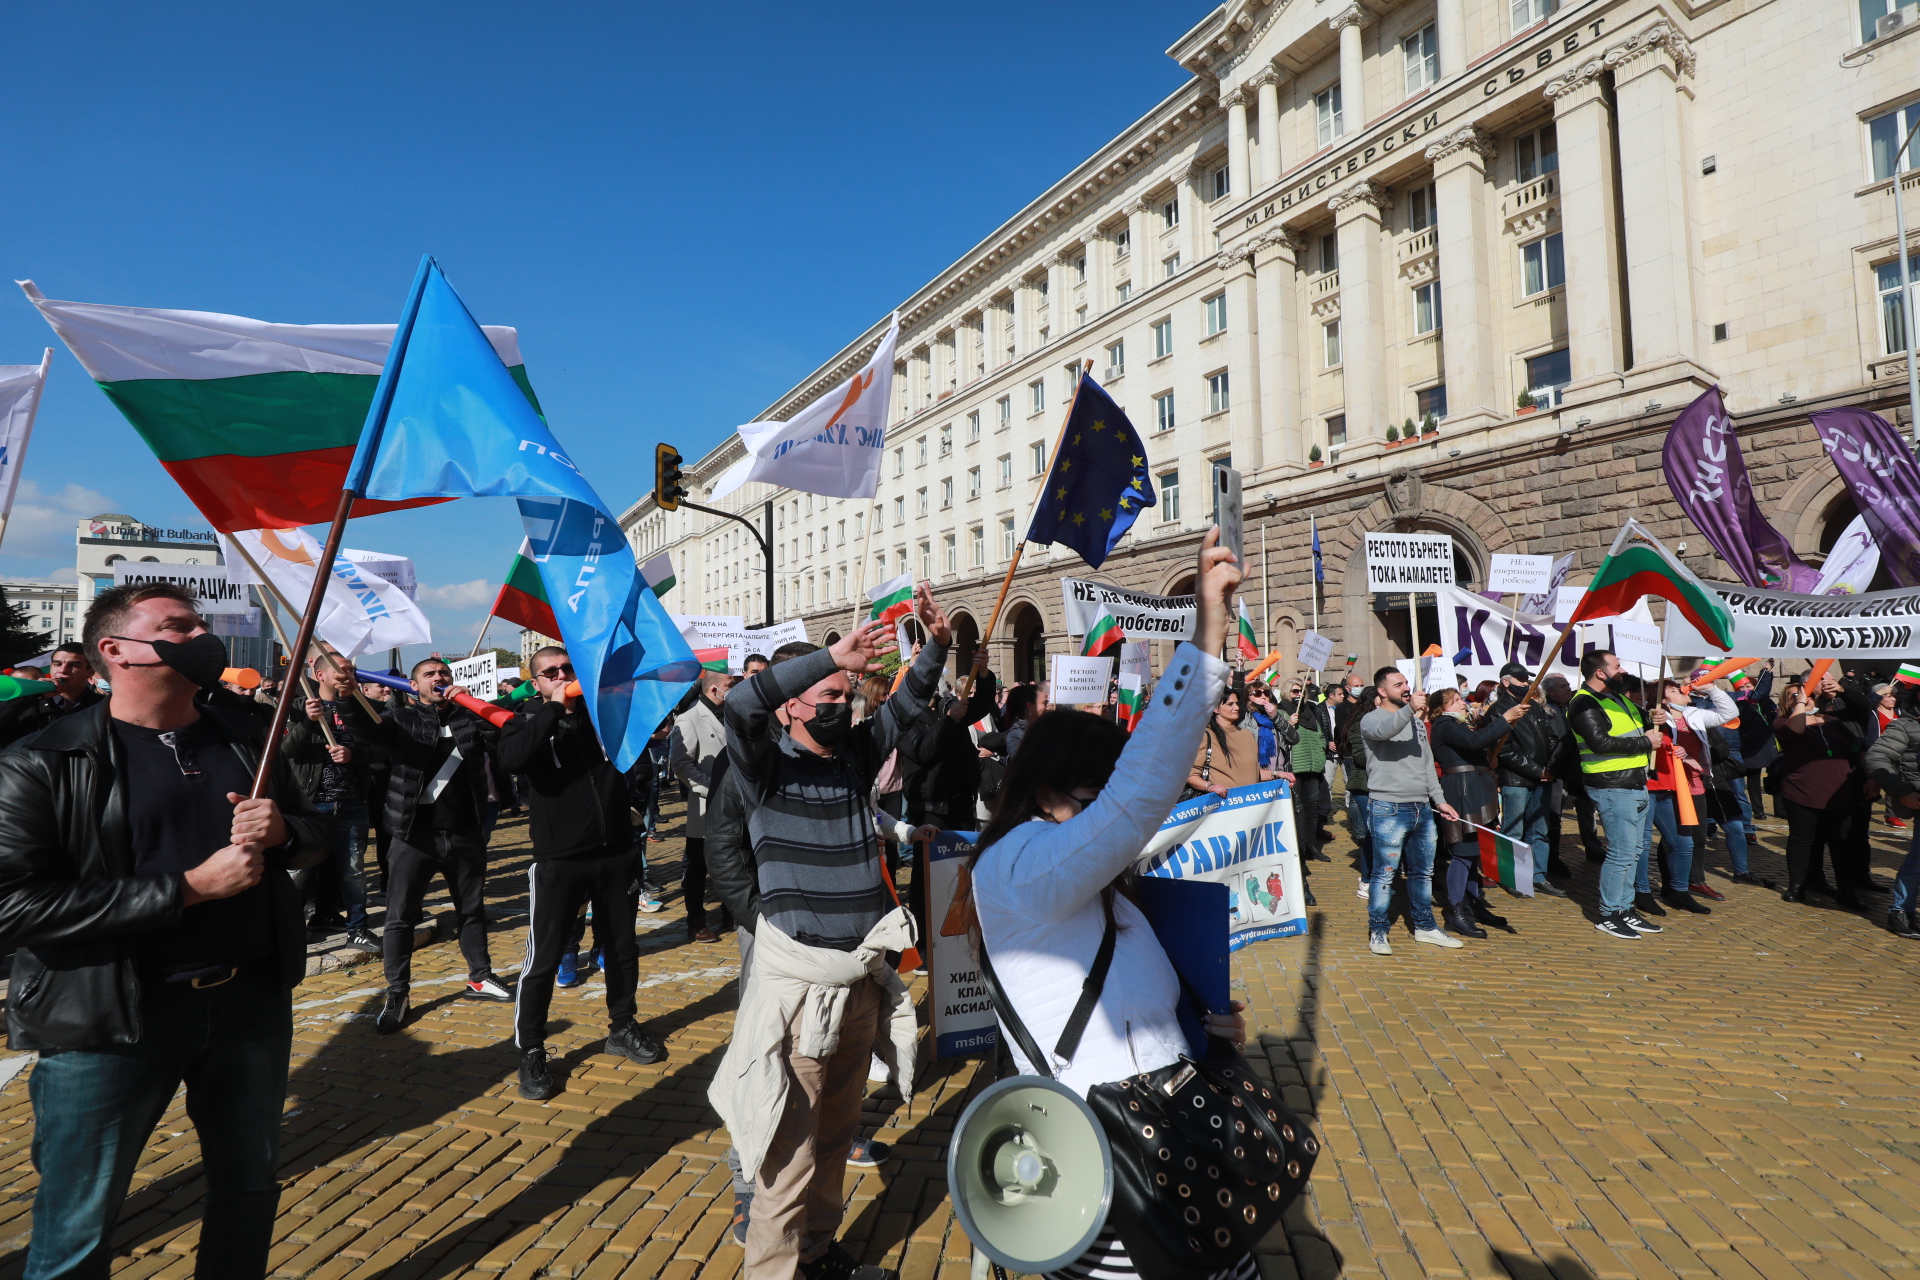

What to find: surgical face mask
left=110, top=632, right=229, bottom=689
left=802, top=699, right=853, bottom=748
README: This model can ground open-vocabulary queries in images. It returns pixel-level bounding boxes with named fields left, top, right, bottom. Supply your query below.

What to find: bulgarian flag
left=1082, top=611, right=1123, bottom=657
left=22, top=282, right=534, bottom=532
left=490, top=543, right=559, bottom=639
left=1236, top=599, right=1261, bottom=661
left=695, top=647, right=730, bottom=674
left=1568, top=520, right=1736, bottom=651
left=1117, top=673, right=1146, bottom=732
left=640, top=551, right=676, bottom=598
left=867, top=572, right=914, bottom=626
left=1472, top=823, right=1535, bottom=897
left=1898, top=661, right=1920, bottom=686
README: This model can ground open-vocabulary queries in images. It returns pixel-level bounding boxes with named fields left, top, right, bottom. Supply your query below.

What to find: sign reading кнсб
left=1364, top=532, right=1457, bottom=589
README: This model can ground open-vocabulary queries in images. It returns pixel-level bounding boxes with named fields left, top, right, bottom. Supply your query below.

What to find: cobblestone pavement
left=0, top=794, right=1916, bottom=1280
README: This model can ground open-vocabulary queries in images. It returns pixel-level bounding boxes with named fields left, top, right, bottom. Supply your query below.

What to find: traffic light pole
left=676, top=498, right=776, bottom=628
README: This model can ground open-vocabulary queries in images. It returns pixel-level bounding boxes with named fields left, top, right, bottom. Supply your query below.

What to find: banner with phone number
left=1136, top=779, right=1306, bottom=950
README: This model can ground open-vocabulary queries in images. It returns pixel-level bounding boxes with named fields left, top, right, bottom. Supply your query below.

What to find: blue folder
left=1135, top=878, right=1231, bottom=1057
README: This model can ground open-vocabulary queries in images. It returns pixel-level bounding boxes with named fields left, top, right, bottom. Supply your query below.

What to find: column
left=1330, top=5, right=1368, bottom=138
left=1253, top=231, right=1304, bottom=468
left=1548, top=61, right=1626, bottom=393
left=1222, top=247, right=1263, bottom=470
left=1330, top=179, right=1392, bottom=444
left=1608, top=22, right=1704, bottom=379
left=1046, top=253, right=1072, bottom=341
left=1253, top=69, right=1283, bottom=190
left=1224, top=88, right=1251, bottom=204
left=1126, top=199, right=1151, bottom=292
left=1009, top=283, right=1028, bottom=359
left=1426, top=125, right=1502, bottom=430
left=1183, top=160, right=1208, bottom=265
left=1436, top=0, right=1466, bottom=83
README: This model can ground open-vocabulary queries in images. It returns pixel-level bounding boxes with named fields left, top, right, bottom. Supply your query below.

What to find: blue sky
left=0, top=2, right=1206, bottom=661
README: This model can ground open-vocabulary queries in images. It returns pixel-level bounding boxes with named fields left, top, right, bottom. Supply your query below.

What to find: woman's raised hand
left=1192, top=527, right=1244, bottom=656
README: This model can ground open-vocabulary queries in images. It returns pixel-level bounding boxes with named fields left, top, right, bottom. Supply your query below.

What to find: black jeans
left=683, top=836, right=711, bottom=930
left=26, top=963, right=290, bottom=1279
left=1783, top=798, right=1851, bottom=891
left=515, top=849, right=642, bottom=1048
left=383, top=830, right=495, bottom=994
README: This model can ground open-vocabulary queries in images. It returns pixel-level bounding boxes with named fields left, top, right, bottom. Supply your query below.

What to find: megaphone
left=948, top=1076, right=1112, bottom=1275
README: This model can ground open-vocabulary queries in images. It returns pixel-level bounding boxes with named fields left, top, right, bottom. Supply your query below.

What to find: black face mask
left=113, top=632, right=229, bottom=689
left=1603, top=673, right=1630, bottom=696
left=804, top=700, right=853, bottom=748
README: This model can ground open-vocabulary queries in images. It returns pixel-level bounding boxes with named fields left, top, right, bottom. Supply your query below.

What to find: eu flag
left=1025, top=372, right=1155, bottom=569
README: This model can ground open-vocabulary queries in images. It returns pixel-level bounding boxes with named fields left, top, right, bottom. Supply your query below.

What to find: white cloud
left=2, top=481, right=119, bottom=558
left=417, top=579, right=494, bottom=609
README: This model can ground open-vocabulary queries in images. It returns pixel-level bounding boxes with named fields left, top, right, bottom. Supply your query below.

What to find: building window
left=1163, top=253, right=1182, bottom=278
left=893, top=495, right=905, bottom=525
left=1403, top=24, right=1439, bottom=93
left=1073, top=256, right=1087, bottom=282
left=1160, top=471, right=1181, bottom=522
left=1315, top=85, right=1343, bottom=146
left=1521, top=232, right=1566, bottom=296
left=1525, top=348, right=1573, bottom=407
left=941, top=478, right=953, bottom=508
left=968, top=466, right=982, bottom=498
left=894, top=448, right=905, bottom=476
left=1414, top=280, right=1443, bottom=334
left=1001, top=517, right=1017, bottom=558
left=1074, top=305, right=1088, bottom=329
left=919, top=542, right=931, bottom=580
left=1417, top=384, right=1448, bottom=421
left=1153, top=318, right=1174, bottom=358
left=1327, top=414, right=1348, bottom=447
left=1106, top=340, right=1125, bottom=377
left=998, top=454, right=1013, bottom=487
left=971, top=526, right=985, bottom=566
left=917, top=487, right=929, bottom=517
left=1407, top=184, right=1437, bottom=232
left=1030, top=380, right=1045, bottom=414
left=807, top=577, right=816, bottom=608
left=1871, top=102, right=1920, bottom=179
left=1879, top=255, right=1920, bottom=352
left=1161, top=197, right=1180, bottom=228
left=1031, top=441, right=1048, bottom=474
left=997, top=396, right=1012, bottom=429
left=1208, top=371, right=1231, bottom=415
left=1319, top=231, right=1340, bottom=273
left=1115, top=281, right=1132, bottom=303
left=1324, top=319, right=1343, bottom=367
left=1211, top=165, right=1231, bottom=201
left=1155, top=391, right=1176, bottom=433
left=836, top=519, right=846, bottom=545
left=1204, top=294, right=1228, bottom=335
left=1516, top=125, right=1559, bottom=182
left=1511, top=0, right=1558, bottom=31
left=943, top=534, right=957, bottom=575
left=1114, top=228, right=1130, bottom=257
left=967, top=409, right=981, bottom=442
left=939, top=424, right=952, bottom=456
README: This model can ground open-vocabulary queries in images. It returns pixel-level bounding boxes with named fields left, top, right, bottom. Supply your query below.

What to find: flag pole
left=250, top=575, right=337, bottom=747
left=1262, top=521, right=1272, bottom=653
left=228, top=536, right=383, bottom=726
left=958, top=359, right=1092, bottom=701
left=249, top=490, right=356, bottom=798
left=847, top=497, right=880, bottom=637
left=468, top=612, right=493, bottom=660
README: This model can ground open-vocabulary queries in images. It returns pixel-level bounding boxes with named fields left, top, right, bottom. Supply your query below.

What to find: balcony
left=1503, top=174, right=1560, bottom=238
left=1397, top=227, right=1437, bottom=283
left=1310, top=270, right=1341, bottom=320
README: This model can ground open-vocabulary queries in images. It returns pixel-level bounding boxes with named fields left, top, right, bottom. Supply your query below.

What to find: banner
left=448, top=651, right=498, bottom=700
left=1663, top=579, right=1920, bottom=660
left=1663, top=386, right=1819, bottom=591
left=1049, top=654, right=1112, bottom=703
left=924, top=831, right=997, bottom=1059
left=1433, top=584, right=1657, bottom=686
left=112, top=561, right=255, bottom=620
left=745, top=618, right=809, bottom=655
left=1136, top=779, right=1306, bottom=949
left=1813, top=406, right=1920, bottom=587
left=221, top=529, right=432, bottom=658
left=1364, top=532, right=1455, bottom=589
left=0, top=351, right=50, bottom=531
left=1061, top=577, right=1194, bottom=641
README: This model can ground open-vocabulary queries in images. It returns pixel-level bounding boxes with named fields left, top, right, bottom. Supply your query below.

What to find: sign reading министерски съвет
left=1364, top=532, right=1457, bottom=590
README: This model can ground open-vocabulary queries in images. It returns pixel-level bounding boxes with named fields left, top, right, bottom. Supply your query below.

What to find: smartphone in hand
left=1213, top=463, right=1244, bottom=567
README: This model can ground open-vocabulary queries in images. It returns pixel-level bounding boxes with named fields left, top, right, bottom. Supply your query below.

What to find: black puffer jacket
left=497, top=700, right=634, bottom=861
left=353, top=699, right=498, bottom=842
left=0, top=699, right=328, bottom=1051
left=1491, top=690, right=1559, bottom=788
left=0, top=686, right=104, bottom=751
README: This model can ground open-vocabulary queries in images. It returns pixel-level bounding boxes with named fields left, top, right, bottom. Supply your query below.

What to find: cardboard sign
left=1049, top=654, right=1114, bottom=704
left=1296, top=629, right=1334, bottom=672
left=1136, top=779, right=1306, bottom=950
left=448, top=651, right=499, bottom=700
left=1363, top=532, right=1456, bottom=589
left=1397, top=655, right=1457, bottom=695
left=924, top=831, right=998, bottom=1059
left=743, top=618, right=809, bottom=656
left=1610, top=620, right=1663, bottom=671
left=1522, top=553, right=1575, bottom=616
left=1119, top=641, right=1151, bottom=679
left=112, top=561, right=255, bottom=619
left=1487, top=553, right=1554, bottom=596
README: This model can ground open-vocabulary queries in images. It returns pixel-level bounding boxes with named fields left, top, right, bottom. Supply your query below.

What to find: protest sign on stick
left=1049, top=654, right=1113, bottom=705
left=1366, top=532, right=1454, bottom=676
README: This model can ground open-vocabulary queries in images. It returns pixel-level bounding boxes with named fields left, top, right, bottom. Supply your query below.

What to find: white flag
left=1812, top=514, right=1880, bottom=596
left=222, top=528, right=431, bottom=658
left=711, top=316, right=900, bottom=500
left=0, top=350, right=51, bottom=533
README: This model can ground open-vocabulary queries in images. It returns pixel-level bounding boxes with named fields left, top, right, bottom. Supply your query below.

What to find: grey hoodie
left=1359, top=702, right=1447, bottom=806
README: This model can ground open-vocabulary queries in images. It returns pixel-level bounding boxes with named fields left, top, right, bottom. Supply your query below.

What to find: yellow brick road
left=0, top=798, right=1916, bottom=1280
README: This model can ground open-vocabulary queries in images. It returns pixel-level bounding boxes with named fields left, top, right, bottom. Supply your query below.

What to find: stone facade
left=621, top=0, right=1920, bottom=685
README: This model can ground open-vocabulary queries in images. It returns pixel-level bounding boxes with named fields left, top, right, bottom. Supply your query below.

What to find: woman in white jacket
left=1646, top=679, right=1738, bottom=913
left=970, top=531, right=1253, bottom=1280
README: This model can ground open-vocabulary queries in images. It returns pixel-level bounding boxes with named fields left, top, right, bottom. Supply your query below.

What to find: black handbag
left=976, top=911, right=1318, bottom=1280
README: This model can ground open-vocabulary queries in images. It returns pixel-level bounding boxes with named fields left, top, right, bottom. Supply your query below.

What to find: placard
left=743, top=618, right=809, bottom=656
left=669, top=613, right=749, bottom=672
left=1553, top=585, right=1584, bottom=625
left=1049, top=654, right=1114, bottom=704
left=1136, top=779, right=1306, bottom=949
left=1119, top=640, right=1151, bottom=679
left=1522, top=553, right=1575, bottom=616
left=1396, top=655, right=1457, bottom=695
left=1296, top=630, right=1335, bottom=672
left=112, top=561, right=256, bottom=620
left=1061, top=577, right=1195, bottom=641
left=924, top=831, right=997, bottom=1059
left=1610, top=620, right=1663, bottom=671
left=448, top=651, right=499, bottom=700
left=1363, top=532, right=1456, bottom=589
left=1487, top=553, right=1554, bottom=596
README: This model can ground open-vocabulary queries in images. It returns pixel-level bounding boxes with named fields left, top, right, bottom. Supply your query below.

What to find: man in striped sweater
left=722, top=584, right=950, bottom=1280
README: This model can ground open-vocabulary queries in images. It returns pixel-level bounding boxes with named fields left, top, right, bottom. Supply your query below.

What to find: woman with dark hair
left=1773, top=672, right=1872, bottom=907
left=1187, top=687, right=1270, bottom=797
left=1426, top=686, right=1527, bottom=938
left=971, top=532, right=1255, bottom=1280
left=1001, top=683, right=1048, bottom=760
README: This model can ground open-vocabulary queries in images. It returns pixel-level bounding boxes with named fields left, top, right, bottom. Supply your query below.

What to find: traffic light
left=655, top=443, right=686, bottom=511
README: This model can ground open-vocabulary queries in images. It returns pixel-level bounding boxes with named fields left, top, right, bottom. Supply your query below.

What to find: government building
left=620, top=0, right=1920, bottom=684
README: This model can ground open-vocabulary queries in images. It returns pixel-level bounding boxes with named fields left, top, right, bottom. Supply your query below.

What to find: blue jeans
left=1367, top=800, right=1438, bottom=934
left=1499, top=784, right=1551, bottom=886
left=1646, top=791, right=1697, bottom=891
left=1348, top=794, right=1374, bottom=880
left=1893, top=825, right=1920, bottom=914
left=314, top=799, right=369, bottom=932
left=27, top=964, right=292, bottom=1279
left=1590, top=787, right=1649, bottom=917
left=1702, top=776, right=1753, bottom=875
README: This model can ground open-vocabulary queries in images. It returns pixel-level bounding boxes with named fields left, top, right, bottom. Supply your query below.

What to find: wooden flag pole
left=249, top=489, right=357, bottom=798
left=229, top=536, right=383, bottom=725
left=468, top=613, right=493, bottom=660
left=957, top=359, right=1093, bottom=702
left=253, top=581, right=338, bottom=748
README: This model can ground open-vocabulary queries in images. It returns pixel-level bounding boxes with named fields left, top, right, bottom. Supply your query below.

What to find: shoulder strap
left=974, top=906, right=1118, bottom=1078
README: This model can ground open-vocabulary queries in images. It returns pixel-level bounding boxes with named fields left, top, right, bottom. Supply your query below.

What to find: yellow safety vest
left=1570, top=687, right=1651, bottom=775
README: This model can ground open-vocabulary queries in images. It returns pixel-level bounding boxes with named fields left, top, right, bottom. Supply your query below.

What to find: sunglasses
left=537, top=663, right=575, bottom=681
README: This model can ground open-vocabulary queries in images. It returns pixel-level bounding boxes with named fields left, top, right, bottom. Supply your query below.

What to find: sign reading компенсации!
left=1364, top=532, right=1456, bottom=590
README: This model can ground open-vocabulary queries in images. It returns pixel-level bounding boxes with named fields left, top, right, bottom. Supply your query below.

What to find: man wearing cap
left=1490, top=662, right=1569, bottom=897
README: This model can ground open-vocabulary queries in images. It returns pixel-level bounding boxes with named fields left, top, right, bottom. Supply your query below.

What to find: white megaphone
left=948, top=1075, right=1114, bottom=1277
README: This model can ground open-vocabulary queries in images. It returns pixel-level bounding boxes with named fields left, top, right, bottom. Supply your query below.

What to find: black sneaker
left=799, top=1243, right=894, bottom=1280
left=1633, top=892, right=1668, bottom=917
left=1595, top=914, right=1641, bottom=940
left=518, top=1047, right=556, bottom=1101
left=1887, top=910, right=1918, bottom=938
left=1533, top=882, right=1570, bottom=898
left=1730, top=872, right=1763, bottom=886
left=1660, top=889, right=1711, bottom=915
left=375, top=991, right=408, bottom=1034
left=344, top=928, right=381, bottom=954
left=1621, top=911, right=1665, bottom=934
left=607, top=1019, right=667, bottom=1065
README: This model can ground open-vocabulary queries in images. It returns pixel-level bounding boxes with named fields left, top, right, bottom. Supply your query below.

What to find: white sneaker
left=1368, top=932, right=1392, bottom=955
left=637, top=891, right=665, bottom=914
left=465, top=976, right=513, bottom=1001
left=1413, top=928, right=1465, bottom=949
left=1356, top=879, right=1369, bottom=898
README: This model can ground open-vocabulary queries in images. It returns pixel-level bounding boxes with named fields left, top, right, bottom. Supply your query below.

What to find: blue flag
left=345, top=257, right=697, bottom=770
left=1311, top=515, right=1324, bottom=584
left=1025, top=372, right=1154, bottom=569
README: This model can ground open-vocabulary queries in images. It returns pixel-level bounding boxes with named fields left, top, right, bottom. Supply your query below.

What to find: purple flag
left=1662, top=387, right=1820, bottom=591
left=1811, top=406, right=1920, bottom=586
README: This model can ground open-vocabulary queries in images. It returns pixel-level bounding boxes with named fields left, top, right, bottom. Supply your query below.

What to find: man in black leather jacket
left=0, top=581, right=327, bottom=1279
left=1490, top=662, right=1569, bottom=897
left=0, top=643, right=102, bottom=749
